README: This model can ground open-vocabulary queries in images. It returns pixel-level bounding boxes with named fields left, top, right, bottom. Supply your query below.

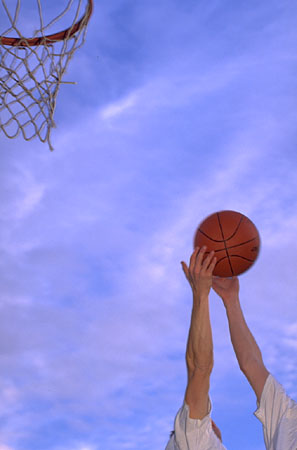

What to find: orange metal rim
left=0, top=0, right=94, bottom=47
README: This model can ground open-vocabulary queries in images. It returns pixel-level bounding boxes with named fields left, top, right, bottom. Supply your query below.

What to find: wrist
left=225, top=295, right=240, bottom=311
left=193, top=291, right=209, bottom=303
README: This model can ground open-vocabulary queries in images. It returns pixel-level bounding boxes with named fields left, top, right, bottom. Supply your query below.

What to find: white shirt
left=254, top=373, right=297, bottom=450
left=165, top=395, right=226, bottom=449
left=165, top=373, right=297, bottom=449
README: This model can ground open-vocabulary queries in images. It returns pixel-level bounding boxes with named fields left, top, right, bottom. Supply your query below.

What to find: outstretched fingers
left=201, top=249, right=216, bottom=273
left=193, top=246, right=209, bottom=274
left=189, top=246, right=200, bottom=273
left=181, top=247, right=202, bottom=284
left=182, top=246, right=217, bottom=284
left=207, top=253, right=217, bottom=274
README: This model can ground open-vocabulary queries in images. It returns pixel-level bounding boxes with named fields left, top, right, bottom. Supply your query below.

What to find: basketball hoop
left=0, top=0, right=94, bottom=151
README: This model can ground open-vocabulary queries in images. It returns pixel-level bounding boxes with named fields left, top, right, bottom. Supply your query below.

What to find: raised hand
left=212, top=276, right=240, bottom=308
left=181, top=246, right=217, bottom=298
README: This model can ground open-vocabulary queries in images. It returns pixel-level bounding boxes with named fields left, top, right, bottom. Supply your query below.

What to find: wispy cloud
left=100, top=92, right=139, bottom=119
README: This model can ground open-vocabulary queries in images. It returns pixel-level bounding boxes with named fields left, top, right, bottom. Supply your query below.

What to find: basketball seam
left=226, top=237, right=258, bottom=251
left=216, top=255, right=255, bottom=263
left=196, top=232, right=257, bottom=249
left=197, top=228, right=225, bottom=243
left=223, top=215, right=245, bottom=242
left=216, top=213, right=232, bottom=274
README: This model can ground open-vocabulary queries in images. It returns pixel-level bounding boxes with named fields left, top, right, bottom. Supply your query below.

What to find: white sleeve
left=254, top=373, right=297, bottom=449
left=166, top=395, right=226, bottom=449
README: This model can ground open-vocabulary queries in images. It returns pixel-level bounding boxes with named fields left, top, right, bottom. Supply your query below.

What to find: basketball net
left=0, top=0, right=93, bottom=151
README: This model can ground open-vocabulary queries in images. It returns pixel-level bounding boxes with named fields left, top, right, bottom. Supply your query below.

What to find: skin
left=181, top=246, right=270, bottom=445
left=212, top=276, right=240, bottom=308
left=181, top=246, right=223, bottom=442
left=211, top=419, right=223, bottom=443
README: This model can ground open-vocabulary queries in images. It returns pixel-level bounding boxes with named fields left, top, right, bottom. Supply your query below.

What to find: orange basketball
left=193, top=210, right=260, bottom=277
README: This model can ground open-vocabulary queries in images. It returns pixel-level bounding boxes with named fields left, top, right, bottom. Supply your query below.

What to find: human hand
left=181, top=246, right=217, bottom=298
left=211, top=276, right=240, bottom=308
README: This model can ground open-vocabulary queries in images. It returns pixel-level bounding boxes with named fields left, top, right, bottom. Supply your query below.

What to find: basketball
left=193, top=210, right=260, bottom=277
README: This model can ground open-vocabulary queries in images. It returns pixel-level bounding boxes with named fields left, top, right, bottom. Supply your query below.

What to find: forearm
left=186, top=293, right=214, bottom=372
left=226, top=297, right=263, bottom=369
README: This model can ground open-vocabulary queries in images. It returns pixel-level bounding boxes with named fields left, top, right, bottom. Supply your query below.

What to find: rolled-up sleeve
left=254, top=374, right=297, bottom=449
left=165, top=395, right=226, bottom=449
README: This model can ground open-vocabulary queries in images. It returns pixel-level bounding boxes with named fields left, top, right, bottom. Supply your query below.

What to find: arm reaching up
left=180, top=247, right=217, bottom=421
left=212, top=276, right=269, bottom=403
left=182, top=247, right=217, bottom=373
left=212, top=276, right=262, bottom=368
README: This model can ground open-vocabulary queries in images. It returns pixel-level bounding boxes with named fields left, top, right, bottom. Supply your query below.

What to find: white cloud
left=0, top=165, right=45, bottom=224
left=76, top=446, right=97, bottom=450
left=97, top=59, right=241, bottom=126
left=100, top=92, right=139, bottom=119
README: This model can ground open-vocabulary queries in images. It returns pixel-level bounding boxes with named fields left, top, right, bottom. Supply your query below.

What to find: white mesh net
left=0, top=0, right=92, bottom=150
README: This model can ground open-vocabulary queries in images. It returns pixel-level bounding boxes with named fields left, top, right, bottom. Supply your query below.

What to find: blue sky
left=0, top=0, right=297, bottom=449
